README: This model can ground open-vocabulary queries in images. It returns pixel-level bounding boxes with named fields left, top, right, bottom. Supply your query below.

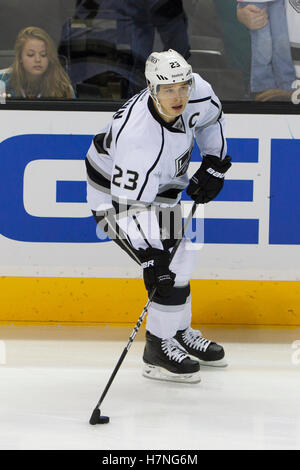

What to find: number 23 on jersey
left=112, top=165, right=139, bottom=191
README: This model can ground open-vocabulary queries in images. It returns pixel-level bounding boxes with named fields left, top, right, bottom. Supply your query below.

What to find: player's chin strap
left=151, top=94, right=176, bottom=119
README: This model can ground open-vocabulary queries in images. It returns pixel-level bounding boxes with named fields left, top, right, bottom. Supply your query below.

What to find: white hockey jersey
left=86, top=73, right=227, bottom=250
left=86, top=73, right=226, bottom=213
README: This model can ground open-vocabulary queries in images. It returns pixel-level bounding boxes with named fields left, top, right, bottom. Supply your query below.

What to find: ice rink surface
left=0, top=324, right=300, bottom=450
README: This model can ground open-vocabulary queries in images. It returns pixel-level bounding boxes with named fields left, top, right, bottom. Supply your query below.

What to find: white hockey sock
left=146, top=237, right=199, bottom=340
left=146, top=301, right=185, bottom=339
left=177, top=296, right=192, bottom=331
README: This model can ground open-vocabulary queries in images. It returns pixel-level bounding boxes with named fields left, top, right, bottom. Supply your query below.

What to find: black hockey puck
left=99, top=415, right=110, bottom=424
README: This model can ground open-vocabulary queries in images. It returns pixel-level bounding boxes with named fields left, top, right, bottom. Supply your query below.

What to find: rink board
left=0, top=110, right=300, bottom=325
left=0, top=277, right=300, bottom=326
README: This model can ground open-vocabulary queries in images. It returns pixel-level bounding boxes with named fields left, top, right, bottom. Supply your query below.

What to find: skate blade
left=194, top=357, right=228, bottom=368
left=143, top=363, right=201, bottom=384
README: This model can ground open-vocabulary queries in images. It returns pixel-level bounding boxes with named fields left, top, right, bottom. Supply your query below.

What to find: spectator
left=0, top=26, right=75, bottom=99
left=286, top=0, right=300, bottom=78
left=237, top=0, right=297, bottom=101
left=120, top=0, right=190, bottom=95
left=58, top=0, right=130, bottom=97
left=212, top=0, right=252, bottom=98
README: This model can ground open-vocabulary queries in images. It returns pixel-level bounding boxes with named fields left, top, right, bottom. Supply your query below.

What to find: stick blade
left=89, top=408, right=101, bottom=425
left=89, top=408, right=110, bottom=425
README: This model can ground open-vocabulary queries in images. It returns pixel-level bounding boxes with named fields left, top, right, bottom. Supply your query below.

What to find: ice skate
left=175, top=327, right=228, bottom=367
left=142, top=331, right=201, bottom=384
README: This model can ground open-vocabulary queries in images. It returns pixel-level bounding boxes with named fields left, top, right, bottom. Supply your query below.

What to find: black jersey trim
left=93, top=133, right=109, bottom=155
left=147, top=97, right=186, bottom=133
left=115, top=90, right=147, bottom=145
left=92, top=210, right=142, bottom=265
left=188, top=96, right=211, bottom=103
left=85, top=157, right=111, bottom=189
left=86, top=152, right=110, bottom=179
left=132, top=215, right=152, bottom=248
left=211, top=99, right=224, bottom=122
left=211, top=98, right=220, bottom=109
left=137, top=125, right=165, bottom=201
left=104, top=213, right=142, bottom=265
left=111, top=198, right=150, bottom=220
left=157, top=187, right=182, bottom=200
left=105, top=126, right=112, bottom=149
left=217, top=117, right=225, bottom=158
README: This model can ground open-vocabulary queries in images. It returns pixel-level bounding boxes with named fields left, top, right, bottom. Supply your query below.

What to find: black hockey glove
left=186, top=155, right=232, bottom=204
left=139, top=247, right=176, bottom=297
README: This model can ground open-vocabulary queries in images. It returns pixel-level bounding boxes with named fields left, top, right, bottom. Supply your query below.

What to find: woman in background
left=0, top=26, right=75, bottom=99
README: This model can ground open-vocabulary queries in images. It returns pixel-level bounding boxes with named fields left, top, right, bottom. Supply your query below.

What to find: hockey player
left=85, top=49, right=232, bottom=383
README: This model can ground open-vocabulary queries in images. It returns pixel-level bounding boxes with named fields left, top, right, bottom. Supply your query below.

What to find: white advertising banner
left=0, top=109, right=300, bottom=281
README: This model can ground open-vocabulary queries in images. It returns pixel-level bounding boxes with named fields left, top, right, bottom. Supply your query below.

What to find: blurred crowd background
left=0, top=0, right=299, bottom=102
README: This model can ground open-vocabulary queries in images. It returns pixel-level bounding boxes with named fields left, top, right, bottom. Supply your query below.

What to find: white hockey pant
left=146, top=238, right=199, bottom=339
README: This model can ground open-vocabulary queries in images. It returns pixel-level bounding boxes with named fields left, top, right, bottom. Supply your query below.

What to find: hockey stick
left=89, top=201, right=198, bottom=425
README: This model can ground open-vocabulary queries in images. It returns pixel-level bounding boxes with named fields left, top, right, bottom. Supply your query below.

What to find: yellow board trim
left=1, top=277, right=300, bottom=326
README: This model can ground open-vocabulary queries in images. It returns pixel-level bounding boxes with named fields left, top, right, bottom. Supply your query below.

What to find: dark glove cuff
left=138, top=247, right=170, bottom=267
left=202, top=155, right=232, bottom=175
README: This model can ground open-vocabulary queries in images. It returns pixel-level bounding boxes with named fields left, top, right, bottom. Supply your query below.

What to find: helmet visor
left=156, top=79, right=193, bottom=100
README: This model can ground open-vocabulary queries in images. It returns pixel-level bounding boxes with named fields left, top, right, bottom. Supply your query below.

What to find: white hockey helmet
left=145, top=49, right=194, bottom=97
